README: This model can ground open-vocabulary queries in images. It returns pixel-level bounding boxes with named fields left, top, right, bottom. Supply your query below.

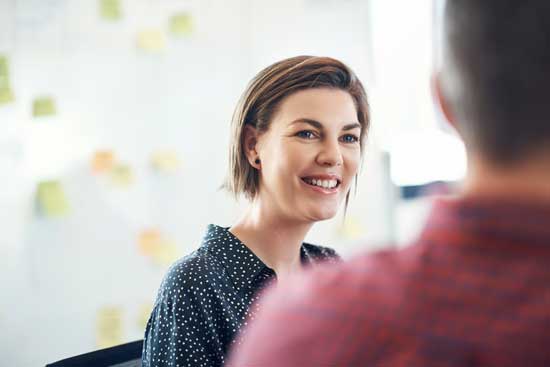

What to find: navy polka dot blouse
left=142, top=224, right=339, bottom=367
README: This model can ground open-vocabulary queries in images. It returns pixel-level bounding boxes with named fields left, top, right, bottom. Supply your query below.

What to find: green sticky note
left=100, top=0, right=122, bottom=20
left=0, top=56, right=8, bottom=77
left=33, top=97, right=56, bottom=117
left=170, top=13, right=193, bottom=36
left=0, top=56, right=14, bottom=105
left=37, top=181, right=69, bottom=217
left=0, top=73, right=9, bottom=90
left=110, top=164, right=134, bottom=187
left=0, top=87, right=14, bottom=105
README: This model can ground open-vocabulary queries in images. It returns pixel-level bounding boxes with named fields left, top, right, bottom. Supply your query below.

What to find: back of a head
left=441, top=0, right=550, bottom=165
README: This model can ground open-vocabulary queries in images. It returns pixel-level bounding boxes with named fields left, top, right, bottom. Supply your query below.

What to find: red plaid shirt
left=229, top=197, right=550, bottom=367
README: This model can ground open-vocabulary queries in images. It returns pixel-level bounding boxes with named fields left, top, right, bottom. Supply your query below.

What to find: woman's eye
left=296, top=130, right=317, bottom=139
left=341, top=134, right=359, bottom=143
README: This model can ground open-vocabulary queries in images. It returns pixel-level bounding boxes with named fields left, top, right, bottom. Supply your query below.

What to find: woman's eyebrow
left=289, top=119, right=361, bottom=131
left=289, top=118, right=323, bottom=129
left=342, top=123, right=361, bottom=131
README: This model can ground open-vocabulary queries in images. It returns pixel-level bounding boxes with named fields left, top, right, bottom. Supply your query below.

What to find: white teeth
left=304, top=178, right=338, bottom=189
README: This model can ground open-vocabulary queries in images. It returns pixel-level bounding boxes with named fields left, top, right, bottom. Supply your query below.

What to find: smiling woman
left=142, top=56, right=370, bottom=367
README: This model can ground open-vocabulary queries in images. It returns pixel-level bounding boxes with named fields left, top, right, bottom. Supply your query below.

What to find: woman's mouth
left=301, top=177, right=341, bottom=190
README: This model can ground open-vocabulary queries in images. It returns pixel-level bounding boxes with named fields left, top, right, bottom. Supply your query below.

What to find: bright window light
left=389, top=130, right=466, bottom=186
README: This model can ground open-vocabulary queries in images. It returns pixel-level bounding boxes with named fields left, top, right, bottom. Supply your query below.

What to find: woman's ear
left=243, top=125, right=261, bottom=169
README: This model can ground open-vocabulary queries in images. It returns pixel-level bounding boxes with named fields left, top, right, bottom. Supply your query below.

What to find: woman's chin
left=305, top=206, right=339, bottom=222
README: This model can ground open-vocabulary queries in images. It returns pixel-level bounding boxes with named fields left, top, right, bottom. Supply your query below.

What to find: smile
left=301, top=177, right=341, bottom=190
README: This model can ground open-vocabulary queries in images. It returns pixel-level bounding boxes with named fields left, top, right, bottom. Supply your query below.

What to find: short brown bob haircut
left=225, top=55, right=370, bottom=200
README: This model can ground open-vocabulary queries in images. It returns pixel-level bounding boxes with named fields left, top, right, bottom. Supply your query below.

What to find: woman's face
left=255, top=88, right=362, bottom=223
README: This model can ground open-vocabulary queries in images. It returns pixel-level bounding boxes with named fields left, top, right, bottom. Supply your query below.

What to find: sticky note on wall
left=100, top=0, right=122, bottom=20
left=170, top=13, right=193, bottom=37
left=137, top=303, right=153, bottom=330
left=0, top=56, right=8, bottom=77
left=151, top=150, right=181, bottom=173
left=37, top=181, right=69, bottom=217
left=153, top=240, right=179, bottom=266
left=0, top=87, right=14, bottom=105
left=138, top=229, right=162, bottom=257
left=110, top=163, right=133, bottom=187
left=97, top=306, right=123, bottom=348
left=33, top=97, right=57, bottom=117
left=138, top=229, right=180, bottom=266
left=0, top=55, right=14, bottom=105
left=137, top=30, right=166, bottom=52
left=92, top=150, right=115, bottom=174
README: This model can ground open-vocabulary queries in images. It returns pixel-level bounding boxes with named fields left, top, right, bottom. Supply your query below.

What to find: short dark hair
left=442, top=0, right=550, bottom=164
left=225, top=55, right=369, bottom=200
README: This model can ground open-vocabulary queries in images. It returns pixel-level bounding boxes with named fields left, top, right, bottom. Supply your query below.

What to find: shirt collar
left=200, top=224, right=316, bottom=293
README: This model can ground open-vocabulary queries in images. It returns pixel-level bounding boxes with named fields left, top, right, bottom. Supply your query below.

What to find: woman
left=142, top=56, right=369, bottom=367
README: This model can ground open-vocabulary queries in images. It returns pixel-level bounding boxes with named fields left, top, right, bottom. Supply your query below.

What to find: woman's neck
left=229, top=199, right=313, bottom=280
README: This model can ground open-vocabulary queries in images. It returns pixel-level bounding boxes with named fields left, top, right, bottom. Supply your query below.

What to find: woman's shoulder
left=302, top=243, right=341, bottom=262
left=155, top=247, right=222, bottom=301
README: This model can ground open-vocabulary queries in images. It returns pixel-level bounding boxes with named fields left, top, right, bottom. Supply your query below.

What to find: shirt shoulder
left=302, top=242, right=341, bottom=262
left=155, top=247, right=224, bottom=303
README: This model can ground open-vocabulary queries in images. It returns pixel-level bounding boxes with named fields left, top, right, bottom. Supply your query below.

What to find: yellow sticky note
left=137, top=30, right=166, bottom=52
left=92, top=150, right=115, bottom=174
left=138, top=229, right=162, bottom=257
left=137, top=303, right=153, bottom=330
left=170, top=13, right=193, bottom=37
left=97, top=306, right=123, bottom=349
left=37, top=181, right=69, bottom=217
left=138, top=229, right=180, bottom=266
left=337, top=216, right=363, bottom=240
left=153, top=240, right=180, bottom=266
left=110, top=164, right=133, bottom=187
left=151, top=150, right=181, bottom=173
left=33, top=97, right=56, bottom=117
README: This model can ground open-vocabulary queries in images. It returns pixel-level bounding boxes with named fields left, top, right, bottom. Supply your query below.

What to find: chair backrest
left=45, top=340, right=143, bottom=367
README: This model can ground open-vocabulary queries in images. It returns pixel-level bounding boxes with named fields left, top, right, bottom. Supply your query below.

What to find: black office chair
left=45, top=340, right=143, bottom=367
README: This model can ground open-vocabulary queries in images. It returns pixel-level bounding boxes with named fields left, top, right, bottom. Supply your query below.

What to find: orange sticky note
left=92, top=150, right=115, bottom=174
left=138, top=229, right=162, bottom=256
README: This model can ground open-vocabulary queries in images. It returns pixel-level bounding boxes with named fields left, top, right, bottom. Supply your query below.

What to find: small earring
left=254, top=158, right=261, bottom=165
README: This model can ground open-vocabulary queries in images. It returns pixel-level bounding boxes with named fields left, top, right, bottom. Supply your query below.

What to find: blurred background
left=0, top=0, right=466, bottom=365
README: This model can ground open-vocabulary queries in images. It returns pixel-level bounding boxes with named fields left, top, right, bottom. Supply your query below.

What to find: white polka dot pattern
left=142, top=224, right=339, bottom=367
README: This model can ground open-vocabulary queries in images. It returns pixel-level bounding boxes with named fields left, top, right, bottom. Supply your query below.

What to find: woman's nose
left=316, top=139, right=343, bottom=167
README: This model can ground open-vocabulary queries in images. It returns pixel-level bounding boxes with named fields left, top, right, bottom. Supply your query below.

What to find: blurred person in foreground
left=229, top=1, right=550, bottom=366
